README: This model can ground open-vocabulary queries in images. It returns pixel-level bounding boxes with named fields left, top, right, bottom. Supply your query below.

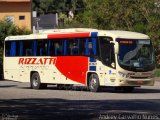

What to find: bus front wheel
left=88, top=74, right=100, bottom=92
left=31, top=72, right=47, bottom=89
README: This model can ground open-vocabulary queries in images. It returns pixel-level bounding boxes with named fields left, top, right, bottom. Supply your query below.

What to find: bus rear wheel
left=31, top=72, right=47, bottom=89
left=88, top=74, right=100, bottom=92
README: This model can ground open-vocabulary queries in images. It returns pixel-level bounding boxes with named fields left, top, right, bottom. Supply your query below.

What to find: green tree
left=33, top=0, right=68, bottom=15
left=77, top=0, right=159, bottom=30
left=33, top=0, right=160, bottom=63
left=32, top=0, right=84, bottom=15
left=74, top=0, right=160, bottom=62
left=0, top=20, right=31, bottom=60
left=0, top=20, right=31, bottom=79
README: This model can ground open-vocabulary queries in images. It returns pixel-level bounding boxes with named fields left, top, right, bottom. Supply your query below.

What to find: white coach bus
left=3, top=28, right=156, bottom=92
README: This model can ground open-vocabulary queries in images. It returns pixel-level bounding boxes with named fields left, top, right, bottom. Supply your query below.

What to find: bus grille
left=127, top=81, right=151, bottom=85
left=130, top=76, right=149, bottom=79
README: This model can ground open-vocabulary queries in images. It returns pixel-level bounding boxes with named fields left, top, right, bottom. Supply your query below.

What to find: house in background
left=0, top=0, right=32, bottom=30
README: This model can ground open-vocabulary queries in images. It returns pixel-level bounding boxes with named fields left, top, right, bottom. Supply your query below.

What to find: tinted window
left=19, top=16, right=25, bottom=20
left=54, top=40, right=63, bottom=56
left=99, top=37, right=115, bottom=68
left=23, top=41, right=33, bottom=56
left=5, top=37, right=98, bottom=57
left=37, top=40, right=48, bottom=56
left=5, top=41, right=11, bottom=56
left=5, top=41, right=20, bottom=56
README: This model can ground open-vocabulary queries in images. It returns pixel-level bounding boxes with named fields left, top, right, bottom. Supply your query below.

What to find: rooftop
left=5, top=28, right=150, bottom=41
left=0, top=0, right=30, bottom=2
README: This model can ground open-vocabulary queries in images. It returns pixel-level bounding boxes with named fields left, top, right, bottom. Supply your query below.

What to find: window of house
left=19, top=16, right=25, bottom=20
left=5, top=16, right=14, bottom=23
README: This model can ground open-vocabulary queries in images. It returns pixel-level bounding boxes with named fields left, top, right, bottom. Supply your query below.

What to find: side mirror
left=115, top=42, right=119, bottom=54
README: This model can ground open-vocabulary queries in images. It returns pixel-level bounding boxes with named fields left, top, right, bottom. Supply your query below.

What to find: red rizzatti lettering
left=43, top=58, right=48, bottom=64
left=36, top=58, right=43, bottom=64
left=18, top=58, right=24, bottom=64
left=27, top=58, right=32, bottom=64
left=31, top=58, right=37, bottom=64
left=24, top=58, right=32, bottom=64
left=18, top=58, right=56, bottom=65
left=49, top=58, right=56, bottom=64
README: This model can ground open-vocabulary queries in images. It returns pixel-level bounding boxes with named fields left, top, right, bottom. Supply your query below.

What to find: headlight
left=118, top=71, right=130, bottom=78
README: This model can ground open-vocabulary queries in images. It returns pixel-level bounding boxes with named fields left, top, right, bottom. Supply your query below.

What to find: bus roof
left=5, top=28, right=150, bottom=41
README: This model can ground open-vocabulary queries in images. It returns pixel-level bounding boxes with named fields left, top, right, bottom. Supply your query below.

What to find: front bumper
left=117, top=78, right=155, bottom=86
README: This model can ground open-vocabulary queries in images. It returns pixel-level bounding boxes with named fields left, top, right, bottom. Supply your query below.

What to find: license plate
left=136, top=81, right=144, bottom=84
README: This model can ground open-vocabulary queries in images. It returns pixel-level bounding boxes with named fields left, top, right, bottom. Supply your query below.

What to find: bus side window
left=37, top=40, right=47, bottom=56
left=5, top=41, right=11, bottom=56
left=69, top=39, right=79, bottom=55
left=88, top=41, right=94, bottom=55
left=84, top=38, right=97, bottom=56
left=54, top=41, right=63, bottom=56
left=15, top=41, right=20, bottom=56
left=23, top=40, right=33, bottom=56
left=79, top=38, right=86, bottom=56
left=5, top=41, right=20, bottom=57
left=100, top=37, right=115, bottom=68
left=26, top=49, right=32, bottom=56
left=6, top=49, right=10, bottom=56
left=49, top=40, right=54, bottom=56
left=9, top=41, right=16, bottom=56
left=32, top=40, right=37, bottom=56
left=40, top=48, right=45, bottom=56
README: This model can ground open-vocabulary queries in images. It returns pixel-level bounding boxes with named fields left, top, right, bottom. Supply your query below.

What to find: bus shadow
left=133, top=88, right=160, bottom=94
left=0, top=85, right=17, bottom=88
left=17, top=85, right=160, bottom=93
left=17, top=85, right=89, bottom=91
left=0, top=98, right=159, bottom=120
left=99, top=87, right=160, bottom=94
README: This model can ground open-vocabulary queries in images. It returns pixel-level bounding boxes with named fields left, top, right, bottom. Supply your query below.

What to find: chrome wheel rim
left=90, top=77, right=97, bottom=89
left=33, top=76, right=39, bottom=87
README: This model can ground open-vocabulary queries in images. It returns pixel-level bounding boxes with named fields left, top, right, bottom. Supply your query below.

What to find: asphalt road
left=0, top=80, right=160, bottom=120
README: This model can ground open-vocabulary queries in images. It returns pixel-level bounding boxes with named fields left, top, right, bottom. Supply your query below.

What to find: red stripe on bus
left=55, top=56, right=88, bottom=85
left=48, top=32, right=90, bottom=39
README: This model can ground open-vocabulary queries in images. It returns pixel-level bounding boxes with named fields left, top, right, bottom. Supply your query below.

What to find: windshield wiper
left=123, top=45, right=143, bottom=63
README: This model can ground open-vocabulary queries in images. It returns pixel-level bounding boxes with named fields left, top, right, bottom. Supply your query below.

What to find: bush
left=155, top=69, right=160, bottom=77
left=0, top=20, right=31, bottom=80
left=0, top=59, right=3, bottom=80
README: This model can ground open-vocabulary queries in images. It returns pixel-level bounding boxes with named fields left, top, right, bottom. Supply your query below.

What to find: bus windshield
left=117, top=39, right=155, bottom=72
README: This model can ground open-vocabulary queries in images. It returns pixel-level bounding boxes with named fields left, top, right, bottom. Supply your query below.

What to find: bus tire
left=31, top=72, right=46, bottom=89
left=88, top=73, right=100, bottom=92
